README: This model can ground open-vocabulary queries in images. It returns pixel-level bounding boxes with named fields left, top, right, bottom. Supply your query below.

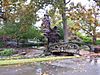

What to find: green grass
left=0, top=56, right=80, bottom=66
left=0, top=49, right=14, bottom=56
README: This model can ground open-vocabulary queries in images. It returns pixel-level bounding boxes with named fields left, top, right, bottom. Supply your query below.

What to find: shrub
left=82, top=36, right=92, bottom=44
left=0, top=49, right=14, bottom=56
left=0, top=41, right=4, bottom=48
left=58, top=26, right=64, bottom=40
left=96, top=40, right=100, bottom=45
left=76, top=32, right=92, bottom=44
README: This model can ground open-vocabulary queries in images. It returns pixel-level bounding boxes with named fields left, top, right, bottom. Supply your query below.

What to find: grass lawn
left=0, top=56, right=80, bottom=66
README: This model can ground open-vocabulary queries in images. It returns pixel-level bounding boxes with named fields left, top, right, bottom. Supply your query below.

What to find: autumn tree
left=0, top=0, right=42, bottom=40
left=68, top=2, right=100, bottom=44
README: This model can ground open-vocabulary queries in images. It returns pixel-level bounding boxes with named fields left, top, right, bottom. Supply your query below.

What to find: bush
left=96, top=40, right=100, bottom=45
left=58, top=26, right=64, bottom=40
left=0, top=41, right=4, bottom=48
left=82, top=36, right=92, bottom=44
left=76, top=32, right=92, bottom=44
left=0, top=49, right=14, bottom=56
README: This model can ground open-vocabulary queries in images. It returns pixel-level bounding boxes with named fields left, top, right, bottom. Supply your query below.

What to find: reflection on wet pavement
left=0, top=58, right=100, bottom=75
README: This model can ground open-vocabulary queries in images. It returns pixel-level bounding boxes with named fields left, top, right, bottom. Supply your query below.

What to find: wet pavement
left=0, top=58, right=100, bottom=75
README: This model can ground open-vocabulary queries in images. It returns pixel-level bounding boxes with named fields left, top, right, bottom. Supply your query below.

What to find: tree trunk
left=93, top=36, right=96, bottom=45
left=92, top=29, right=96, bottom=45
left=62, top=0, right=69, bottom=42
left=62, top=13, right=68, bottom=42
left=92, top=11, right=98, bottom=45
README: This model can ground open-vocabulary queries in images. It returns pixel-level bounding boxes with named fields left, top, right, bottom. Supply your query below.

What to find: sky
left=36, top=0, right=94, bottom=17
left=71, top=0, right=90, bottom=5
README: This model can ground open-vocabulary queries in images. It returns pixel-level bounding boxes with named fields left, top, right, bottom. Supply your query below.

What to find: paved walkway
left=0, top=58, right=100, bottom=75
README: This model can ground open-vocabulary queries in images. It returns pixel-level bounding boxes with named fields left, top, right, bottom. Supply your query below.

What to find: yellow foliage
left=96, top=23, right=100, bottom=26
left=3, top=0, right=11, bottom=6
left=87, top=17, right=95, bottom=23
left=41, top=72, right=49, bottom=75
left=75, top=22, right=80, bottom=28
left=69, top=22, right=80, bottom=33
left=20, top=25, right=28, bottom=32
left=98, top=24, right=100, bottom=26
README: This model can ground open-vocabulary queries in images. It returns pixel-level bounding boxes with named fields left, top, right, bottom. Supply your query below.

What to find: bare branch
left=66, top=0, right=71, bottom=4
left=80, top=25, right=93, bottom=36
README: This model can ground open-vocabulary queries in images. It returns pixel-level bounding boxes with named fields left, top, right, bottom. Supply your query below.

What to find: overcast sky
left=70, top=0, right=90, bottom=5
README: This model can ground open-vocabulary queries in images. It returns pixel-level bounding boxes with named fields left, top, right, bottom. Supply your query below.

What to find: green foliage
left=0, top=49, right=14, bottom=56
left=0, top=29, right=5, bottom=36
left=76, top=32, right=92, bottom=43
left=19, top=26, right=44, bottom=41
left=76, top=32, right=100, bottom=45
left=3, top=22, right=19, bottom=37
left=96, top=40, right=100, bottom=45
left=82, top=36, right=92, bottom=43
left=58, top=26, right=64, bottom=40
left=1, top=22, right=44, bottom=41
left=0, top=41, right=4, bottom=48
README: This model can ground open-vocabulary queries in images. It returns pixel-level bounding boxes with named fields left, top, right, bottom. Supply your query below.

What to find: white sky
left=70, top=0, right=90, bottom=5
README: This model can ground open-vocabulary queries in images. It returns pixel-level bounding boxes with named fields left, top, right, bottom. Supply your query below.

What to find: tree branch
left=80, top=25, right=93, bottom=36
left=66, top=0, right=71, bottom=4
